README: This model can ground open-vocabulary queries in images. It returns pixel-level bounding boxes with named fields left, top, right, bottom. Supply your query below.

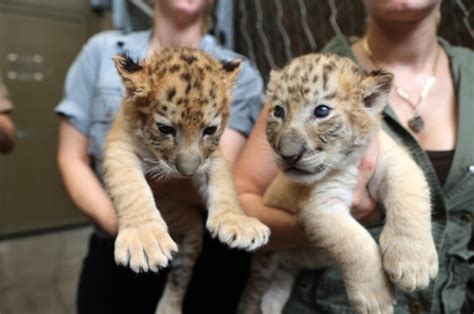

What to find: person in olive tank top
left=234, top=1, right=474, bottom=313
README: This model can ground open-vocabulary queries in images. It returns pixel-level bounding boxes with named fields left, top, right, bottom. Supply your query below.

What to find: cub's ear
left=265, top=69, right=282, bottom=99
left=361, top=69, right=393, bottom=115
left=221, top=59, right=242, bottom=85
left=113, top=53, right=146, bottom=94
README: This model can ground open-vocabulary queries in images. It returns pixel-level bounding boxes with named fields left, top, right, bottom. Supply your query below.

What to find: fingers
left=352, top=137, right=380, bottom=224
left=358, top=137, right=380, bottom=189
left=352, top=188, right=379, bottom=222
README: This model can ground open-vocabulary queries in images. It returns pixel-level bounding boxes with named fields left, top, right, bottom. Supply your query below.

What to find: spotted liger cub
left=103, top=48, right=270, bottom=314
left=240, top=54, right=438, bottom=314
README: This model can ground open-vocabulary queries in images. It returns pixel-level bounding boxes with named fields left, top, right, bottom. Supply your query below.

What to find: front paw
left=346, top=262, right=396, bottom=314
left=206, top=212, right=270, bottom=251
left=115, top=221, right=178, bottom=273
left=380, top=226, right=438, bottom=293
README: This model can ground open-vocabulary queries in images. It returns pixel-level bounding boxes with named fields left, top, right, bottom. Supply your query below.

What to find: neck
left=151, top=7, right=203, bottom=50
left=365, top=10, right=439, bottom=69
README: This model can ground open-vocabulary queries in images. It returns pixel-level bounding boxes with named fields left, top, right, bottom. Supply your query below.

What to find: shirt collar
left=118, top=30, right=217, bottom=61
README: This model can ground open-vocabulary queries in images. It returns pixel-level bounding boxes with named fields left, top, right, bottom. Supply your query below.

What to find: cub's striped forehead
left=136, top=47, right=239, bottom=131
left=267, top=53, right=365, bottom=105
left=146, top=48, right=230, bottom=95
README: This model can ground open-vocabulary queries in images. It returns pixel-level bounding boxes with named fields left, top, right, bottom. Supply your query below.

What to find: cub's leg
left=156, top=222, right=203, bottom=314
left=104, top=112, right=178, bottom=273
left=260, top=266, right=297, bottom=314
left=373, top=131, right=438, bottom=292
left=301, top=176, right=395, bottom=314
left=239, top=253, right=279, bottom=314
left=196, top=150, right=270, bottom=251
left=259, top=248, right=329, bottom=314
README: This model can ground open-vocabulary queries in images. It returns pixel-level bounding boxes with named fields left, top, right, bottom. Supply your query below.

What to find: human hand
left=351, top=137, right=380, bottom=225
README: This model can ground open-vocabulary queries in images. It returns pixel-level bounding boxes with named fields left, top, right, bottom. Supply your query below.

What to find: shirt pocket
left=445, top=170, right=474, bottom=209
left=307, top=225, right=415, bottom=313
left=89, top=86, right=123, bottom=165
left=442, top=250, right=474, bottom=313
left=306, top=225, right=376, bottom=313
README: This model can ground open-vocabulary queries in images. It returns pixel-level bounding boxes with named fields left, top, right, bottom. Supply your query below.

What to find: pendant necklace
left=362, top=36, right=441, bottom=133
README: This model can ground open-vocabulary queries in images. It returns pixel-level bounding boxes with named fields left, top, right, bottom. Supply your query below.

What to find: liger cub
left=103, top=48, right=270, bottom=314
left=241, top=53, right=438, bottom=314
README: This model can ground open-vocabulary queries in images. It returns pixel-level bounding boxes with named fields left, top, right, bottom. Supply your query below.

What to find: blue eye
left=314, top=105, right=331, bottom=118
left=273, top=105, right=285, bottom=119
left=157, top=124, right=175, bottom=135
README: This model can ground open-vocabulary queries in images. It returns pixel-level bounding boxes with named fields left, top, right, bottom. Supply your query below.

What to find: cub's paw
left=115, top=221, right=178, bottom=273
left=206, top=212, right=270, bottom=251
left=346, top=265, right=396, bottom=314
left=380, top=227, right=438, bottom=293
left=155, top=300, right=180, bottom=314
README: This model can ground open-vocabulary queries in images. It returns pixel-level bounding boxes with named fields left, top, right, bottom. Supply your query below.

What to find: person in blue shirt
left=55, top=1, right=264, bottom=313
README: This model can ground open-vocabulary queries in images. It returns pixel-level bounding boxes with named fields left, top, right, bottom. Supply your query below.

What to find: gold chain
left=362, top=36, right=441, bottom=133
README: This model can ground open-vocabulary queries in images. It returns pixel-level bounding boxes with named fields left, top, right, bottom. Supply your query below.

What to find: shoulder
left=441, top=38, right=474, bottom=61
left=84, top=30, right=123, bottom=50
left=321, top=36, right=355, bottom=59
left=440, top=38, right=474, bottom=75
left=81, top=30, right=149, bottom=56
left=200, top=35, right=262, bottom=85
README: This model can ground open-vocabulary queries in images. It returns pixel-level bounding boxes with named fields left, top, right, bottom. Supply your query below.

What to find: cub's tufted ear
left=221, top=59, right=242, bottom=85
left=266, top=69, right=281, bottom=96
left=361, top=69, right=393, bottom=115
left=113, top=53, right=147, bottom=95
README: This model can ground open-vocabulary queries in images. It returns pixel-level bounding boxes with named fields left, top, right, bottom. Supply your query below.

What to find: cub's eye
left=157, top=124, right=175, bottom=135
left=273, top=105, right=285, bottom=119
left=203, top=126, right=218, bottom=136
left=314, top=105, right=331, bottom=118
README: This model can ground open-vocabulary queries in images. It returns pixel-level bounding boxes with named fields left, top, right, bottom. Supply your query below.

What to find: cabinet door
left=0, top=1, right=99, bottom=236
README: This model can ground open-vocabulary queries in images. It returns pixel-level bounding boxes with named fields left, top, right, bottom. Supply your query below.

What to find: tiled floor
left=0, top=226, right=92, bottom=314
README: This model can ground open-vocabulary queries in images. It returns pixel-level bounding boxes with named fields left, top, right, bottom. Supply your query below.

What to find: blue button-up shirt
left=56, top=30, right=264, bottom=178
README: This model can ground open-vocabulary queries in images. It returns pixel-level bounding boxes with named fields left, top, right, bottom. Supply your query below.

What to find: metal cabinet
left=0, top=0, right=101, bottom=236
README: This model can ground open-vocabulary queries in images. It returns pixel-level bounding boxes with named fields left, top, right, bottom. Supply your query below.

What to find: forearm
left=238, top=192, right=308, bottom=251
left=58, top=156, right=117, bottom=236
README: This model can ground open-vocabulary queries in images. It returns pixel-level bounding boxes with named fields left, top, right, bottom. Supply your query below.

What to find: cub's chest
left=152, top=178, right=203, bottom=235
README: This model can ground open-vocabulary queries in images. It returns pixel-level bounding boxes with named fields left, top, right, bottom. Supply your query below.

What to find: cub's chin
left=281, top=164, right=329, bottom=185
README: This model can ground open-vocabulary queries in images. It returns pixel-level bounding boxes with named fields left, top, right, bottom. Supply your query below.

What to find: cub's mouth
left=283, top=164, right=327, bottom=177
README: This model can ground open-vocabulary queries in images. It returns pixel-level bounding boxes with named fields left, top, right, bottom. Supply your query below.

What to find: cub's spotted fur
left=240, top=53, right=437, bottom=314
left=104, top=48, right=269, bottom=314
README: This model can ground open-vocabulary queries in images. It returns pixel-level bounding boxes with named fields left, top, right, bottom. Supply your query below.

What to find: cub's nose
left=278, top=129, right=306, bottom=166
left=176, top=153, right=201, bottom=176
left=281, top=150, right=304, bottom=165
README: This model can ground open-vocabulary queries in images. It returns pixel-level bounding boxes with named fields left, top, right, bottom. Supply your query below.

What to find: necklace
left=362, top=36, right=441, bottom=133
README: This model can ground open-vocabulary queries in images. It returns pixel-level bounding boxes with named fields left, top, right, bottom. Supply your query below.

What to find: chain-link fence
left=125, top=0, right=474, bottom=81
left=234, top=0, right=474, bottom=80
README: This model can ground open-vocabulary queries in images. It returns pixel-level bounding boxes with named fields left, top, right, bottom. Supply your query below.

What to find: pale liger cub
left=241, top=53, right=438, bottom=314
left=104, top=48, right=270, bottom=314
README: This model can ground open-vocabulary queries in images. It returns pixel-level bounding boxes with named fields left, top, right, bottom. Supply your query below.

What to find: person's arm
left=219, top=127, right=247, bottom=168
left=234, top=104, right=380, bottom=251
left=57, top=118, right=118, bottom=236
left=0, top=113, right=15, bottom=153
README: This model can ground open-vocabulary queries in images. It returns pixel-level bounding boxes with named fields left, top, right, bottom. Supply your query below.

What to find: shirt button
left=462, top=212, right=473, bottom=223
left=409, top=300, right=423, bottom=314
left=106, top=110, right=113, bottom=119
